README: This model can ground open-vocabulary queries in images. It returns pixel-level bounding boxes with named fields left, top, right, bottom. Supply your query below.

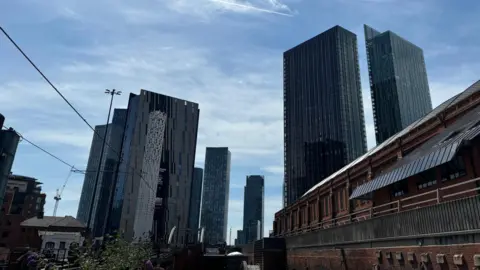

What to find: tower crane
left=53, top=166, right=75, bottom=217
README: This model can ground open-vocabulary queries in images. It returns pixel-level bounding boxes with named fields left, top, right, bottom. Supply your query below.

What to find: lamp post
left=87, top=89, right=122, bottom=236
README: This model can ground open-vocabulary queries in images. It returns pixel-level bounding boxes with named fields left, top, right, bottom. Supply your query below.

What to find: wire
left=2, top=126, right=76, bottom=169
left=0, top=26, right=157, bottom=193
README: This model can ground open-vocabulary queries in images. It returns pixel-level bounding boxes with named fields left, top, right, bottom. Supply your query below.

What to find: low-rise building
left=273, top=80, right=480, bottom=269
left=0, top=174, right=46, bottom=251
left=21, top=215, right=86, bottom=260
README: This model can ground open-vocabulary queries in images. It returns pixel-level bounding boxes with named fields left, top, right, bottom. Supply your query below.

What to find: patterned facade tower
left=133, top=111, right=167, bottom=240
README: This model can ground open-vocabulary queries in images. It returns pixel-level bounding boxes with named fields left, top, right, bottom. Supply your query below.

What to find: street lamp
left=87, top=89, right=121, bottom=237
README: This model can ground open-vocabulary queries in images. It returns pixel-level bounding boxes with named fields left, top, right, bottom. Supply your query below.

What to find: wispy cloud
left=210, top=0, right=294, bottom=16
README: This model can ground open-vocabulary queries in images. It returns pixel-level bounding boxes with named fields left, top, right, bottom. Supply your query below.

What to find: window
left=417, top=169, right=437, bottom=190
left=339, top=189, right=345, bottom=211
left=45, top=242, right=55, bottom=250
left=324, top=197, right=330, bottom=216
left=441, top=155, right=466, bottom=182
left=59, top=242, right=66, bottom=249
left=392, top=180, right=408, bottom=197
left=298, top=209, right=303, bottom=226
left=307, top=205, right=311, bottom=224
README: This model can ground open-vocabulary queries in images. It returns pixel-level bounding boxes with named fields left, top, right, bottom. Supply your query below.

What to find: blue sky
left=1, top=0, right=479, bottom=243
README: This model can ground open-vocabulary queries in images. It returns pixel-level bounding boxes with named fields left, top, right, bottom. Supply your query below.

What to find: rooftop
left=21, top=216, right=86, bottom=229
left=302, top=80, right=480, bottom=198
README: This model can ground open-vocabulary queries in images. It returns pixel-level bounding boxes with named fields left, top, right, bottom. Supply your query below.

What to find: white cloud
left=209, top=0, right=294, bottom=16
left=261, top=165, right=284, bottom=175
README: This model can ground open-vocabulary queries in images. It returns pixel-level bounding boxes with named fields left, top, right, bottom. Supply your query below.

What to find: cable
left=2, top=126, right=76, bottom=169
left=0, top=26, right=157, bottom=193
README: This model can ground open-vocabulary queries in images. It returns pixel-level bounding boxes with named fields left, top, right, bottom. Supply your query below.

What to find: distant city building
left=200, top=147, right=231, bottom=244
left=235, top=230, right=245, bottom=246
left=0, top=174, right=46, bottom=250
left=0, top=114, right=20, bottom=203
left=364, top=24, right=432, bottom=144
left=243, top=175, right=264, bottom=243
left=188, top=167, right=203, bottom=243
left=77, top=109, right=127, bottom=237
left=116, top=90, right=199, bottom=244
left=283, top=25, right=367, bottom=207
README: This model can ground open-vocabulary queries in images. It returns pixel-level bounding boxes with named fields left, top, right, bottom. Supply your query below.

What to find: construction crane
left=53, top=166, right=75, bottom=217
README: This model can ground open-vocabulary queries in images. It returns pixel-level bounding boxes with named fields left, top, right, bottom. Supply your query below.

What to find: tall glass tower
left=242, top=175, right=264, bottom=243
left=200, top=147, right=231, bottom=244
left=283, top=25, right=367, bottom=207
left=365, top=25, right=432, bottom=144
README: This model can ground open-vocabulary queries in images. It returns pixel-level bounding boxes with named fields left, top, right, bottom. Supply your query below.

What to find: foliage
left=77, top=234, right=153, bottom=270
left=18, top=252, right=57, bottom=270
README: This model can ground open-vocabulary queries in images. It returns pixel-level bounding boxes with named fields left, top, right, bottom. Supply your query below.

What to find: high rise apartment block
left=200, top=147, right=231, bottom=244
left=283, top=25, right=367, bottom=206
left=364, top=25, right=432, bottom=144
left=116, top=90, right=199, bottom=244
left=188, top=167, right=203, bottom=243
left=0, top=114, right=20, bottom=203
left=77, top=109, right=127, bottom=237
left=243, top=175, right=264, bottom=243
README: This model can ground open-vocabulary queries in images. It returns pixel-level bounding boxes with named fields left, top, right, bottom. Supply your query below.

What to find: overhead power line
left=0, top=26, right=156, bottom=193
left=2, top=126, right=76, bottom=169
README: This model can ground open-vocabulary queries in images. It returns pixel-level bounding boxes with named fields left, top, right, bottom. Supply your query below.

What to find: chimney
left=37, top=211, right=44, bottom=219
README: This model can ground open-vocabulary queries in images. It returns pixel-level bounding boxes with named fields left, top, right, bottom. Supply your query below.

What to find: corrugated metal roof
left=302, top=80, right=480, bottom=198
left=350, top=106, right=480, bottom=199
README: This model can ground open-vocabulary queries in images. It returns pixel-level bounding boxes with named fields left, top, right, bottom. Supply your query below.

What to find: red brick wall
left=288, top=244, right=480, bottom=270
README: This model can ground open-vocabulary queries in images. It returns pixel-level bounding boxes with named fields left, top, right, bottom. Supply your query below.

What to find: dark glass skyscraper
left=188, top=167, right=203, bottom=243
left=364, top=25, right=432, bottom=144
left=200, top=147, right=231, bottom=244
left=77, top=109, right=127, bottom=237
left=242, top=175, right=264, bottom=243
left=283, top=25, right=367, bottom=207
left=0, top=114, right=20, bottom=203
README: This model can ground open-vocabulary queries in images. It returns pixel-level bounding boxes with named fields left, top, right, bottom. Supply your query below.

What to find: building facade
left=243, top=175, right=264, bottom=243
left=188, top=167, right=203, bottom=243
left=21, top=215, right=86, bottom=260
left=0, top=174, right=46, bottom=250
left=283, top=25, right=367, bottom=207
left=0, top=114, right=20, bottom=204
left=235, top=230, right=246, bottom=246
left=117, top=90, right=199, bottom=244
left=76, top=109, right=127, bottom=237
left=364, top=24, right=433, bottom=144
left=200, top=147, right=231, bottom=244
left=273, top=80, right=480, bottom=270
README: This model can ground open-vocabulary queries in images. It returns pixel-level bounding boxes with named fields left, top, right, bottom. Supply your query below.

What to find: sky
left=1, top=0, right=479, bottom=244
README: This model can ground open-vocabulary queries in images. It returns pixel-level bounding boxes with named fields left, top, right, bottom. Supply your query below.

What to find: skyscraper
left=188, top=167, right=203, bottom=243
left=243, top=175, right=264, bottom=243
left=283, top=25, right=367, bottom=207
left=200, top=147, right=231, bottom=244
left=364, top=25, right=433, bottom=144
left=0, top=114, right=20, bottom=203
left=77, top=109, right=127, bottom=237
left=117, top=90, right=199, bottom=244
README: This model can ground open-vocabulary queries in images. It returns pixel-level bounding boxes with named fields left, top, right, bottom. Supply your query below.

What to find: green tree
left=77, top=235, right=153, bottom=270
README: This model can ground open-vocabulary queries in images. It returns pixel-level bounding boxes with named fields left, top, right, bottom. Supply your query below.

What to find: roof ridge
left=49, top=216, right=69, bottom=227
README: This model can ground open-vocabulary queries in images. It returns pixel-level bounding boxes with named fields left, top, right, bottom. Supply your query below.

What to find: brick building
left=0, top=174, right=46, bottom=251
left=272, top=80, right=480, bottom=270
